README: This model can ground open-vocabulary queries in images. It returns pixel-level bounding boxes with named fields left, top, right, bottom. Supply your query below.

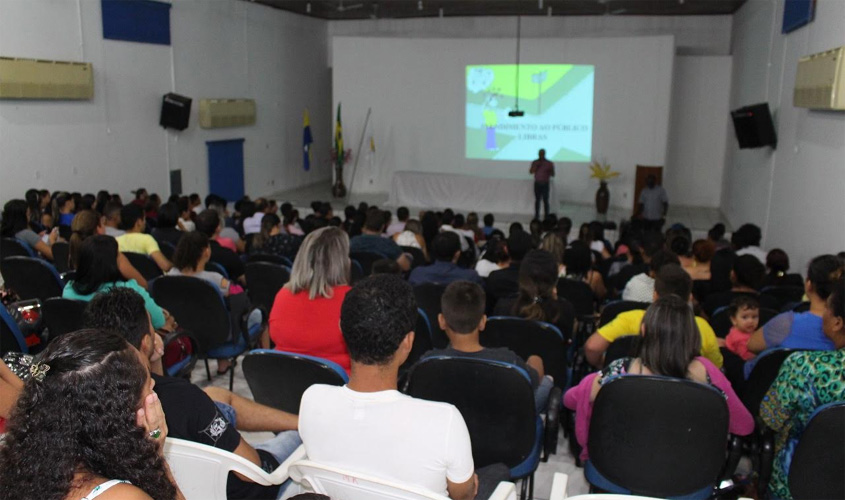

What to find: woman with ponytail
left=748, top=254, right=844, bottom=354
left=494, top=249, right=576, bottom=340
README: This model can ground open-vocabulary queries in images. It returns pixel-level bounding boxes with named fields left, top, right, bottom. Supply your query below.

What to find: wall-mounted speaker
left=730, top=103, right=777, bottom=149
left=160, top=93, right=191, bottom=130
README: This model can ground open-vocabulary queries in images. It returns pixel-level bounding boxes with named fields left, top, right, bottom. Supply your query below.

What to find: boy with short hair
left=724, top=295, right=760, bottom=361
left=482, top=213, right=495, bottom=237
left=422, top=280, right=553, bottom=412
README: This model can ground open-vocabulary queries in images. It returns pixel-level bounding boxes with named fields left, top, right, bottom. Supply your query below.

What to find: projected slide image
left=466, top=64, right=594, bottom=162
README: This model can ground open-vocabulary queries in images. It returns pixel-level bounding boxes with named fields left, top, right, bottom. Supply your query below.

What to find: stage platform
left=266, top=181, right=731, bottom=238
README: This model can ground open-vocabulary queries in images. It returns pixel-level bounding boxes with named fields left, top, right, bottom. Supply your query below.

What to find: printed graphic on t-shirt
left=202, top=413, right=229, bottom=445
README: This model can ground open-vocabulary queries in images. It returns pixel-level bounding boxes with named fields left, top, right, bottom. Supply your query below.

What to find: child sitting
left=724, top=295, right=760, bottom=361
left=421, top=280, right=553, bottom=413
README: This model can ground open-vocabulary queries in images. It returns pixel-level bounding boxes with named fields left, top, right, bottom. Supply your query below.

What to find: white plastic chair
left=163, top=438, right=306, bottom=500
left=288, top=459, right=519, bottom=500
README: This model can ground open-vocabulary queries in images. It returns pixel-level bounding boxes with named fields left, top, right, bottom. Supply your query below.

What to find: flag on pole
left=334, top=103, right=344, bottom=170
left=302, top=108, right=313, bottom=171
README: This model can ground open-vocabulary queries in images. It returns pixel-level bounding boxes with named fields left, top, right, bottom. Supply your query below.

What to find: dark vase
left=595, top=181, right=609, bottom=214
left=332, top=165, right=347, bottom=198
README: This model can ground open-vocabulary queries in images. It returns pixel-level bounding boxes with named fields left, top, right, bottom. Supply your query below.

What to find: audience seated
left=392, top=219, right=428, bottom=257
left=116, top=203, right=172, bottom=273
left=69, top=209, right=148, bottom=289
left=84, top=288, right=299, bottom=500
left=349, top=210, right=411, bottom=271
left=475, top=236, right=510, bottom=279
left=747, top=254, right=843, bottom=355
left=732, top=223, right=767, bottom=263
left=585, top=264, right=723, bottom=368
left=494, top=249, right=575, bottom=340
left=486, top=230, right=533, bottom=309
left=0, top=329, right=186, bottom=500
left=702, top=255, right=778, bottom=316
left=539, top=233, right=566, bottom=275
left=565, top=295, right=753, bottom=464
left=205, top=194, right=244, bottom=252
left=722, top=295, right=760, bottom=361
left=102, top=200, right=125, bottom=237
left=621, top=248, right=679, bottom=303
left=269, top=227, right=352, bottom=373
left=408, top=232, right=482, bottom=286
left=250, top=213, right=302, bottom=261
left=563, top=240, right=607, bottom=300
left=299, top=274, right=508, bottom=500
left=423, top=280, right=553, bottom=413
left=386, top=206, right=409, bottom=236
left=1, top=199, right=57, bottom=260
left=482, top=213, right=496, bottom=238
left=195, top=209, right=246, bottom=284
left=63, top=235, right=172, bottom=331
left=761, top=248, right=804, bottom=288
left=243, top=198, right=270, bottom=235
left=167, top=231, right=233, bottom=296
left=53, top=191, right=76, bottom=227
left=150, top=202, right=184, bottom=248
left=439, top=210, right=471, bottom=253
left=614, top=231, right=662, bottom=295
left=685, top=239, right=715, bottom=281
left=760, top=279, right=845, bottom=500
left=708, top=222, right=731, bottom=251
left=176, top=196, right=195, bottom=232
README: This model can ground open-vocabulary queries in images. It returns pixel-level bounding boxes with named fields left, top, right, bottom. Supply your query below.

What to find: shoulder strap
left=82, top=479, right=130, bottom=500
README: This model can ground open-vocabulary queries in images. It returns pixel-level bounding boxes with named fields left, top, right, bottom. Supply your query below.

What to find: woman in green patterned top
left=760, top=276, right=845, bottom=499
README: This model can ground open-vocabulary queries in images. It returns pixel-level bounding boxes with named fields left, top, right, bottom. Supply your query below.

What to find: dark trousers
left=476, top=463, right=511, bottom=500
left=534, top=181, right=550, bottom=220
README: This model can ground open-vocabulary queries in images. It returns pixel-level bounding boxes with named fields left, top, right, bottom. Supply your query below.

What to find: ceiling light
left=306, top=2, right=311, bottom=13
left=538, top=0, right=543, bottom=9
left=418, top=0, right=423, bottom=10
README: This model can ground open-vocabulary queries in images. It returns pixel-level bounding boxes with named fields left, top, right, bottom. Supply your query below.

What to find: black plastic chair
left=760, top=286, right=805, bottom=311
left=0, top=304, right=29, bottom=356
left=482, top=317, right=567, bottom=389
left=41, top=297, right=86, bottom=343
left=602, top=335, right=638, bottom=368
left=399, top=308, right=434, bottom=376
left=205, top=260, right=230, bottom=280
left=709, top=306, right=780, bottom=338
left=741, top=348, right=799, bottom=415
left=245, top=261, right=290, bottom=314
left=400, top=246, right=427, bottom=269
left=0, top=256, right=64, bottom=302
left=788, top=402, right=845, bottom=500
left=350, top=259, right=364, bottom=284
left=51, top=241, right=70, bottom=273
left=247, top=253, right=294, bottom=268
left=159, top=241, right=176, bottom=261
left=350, top=251, right=386, bottom=276
left=586, top=376, right=730, bottom=498
left=557, top=278, right=595, bottom=317
left=242, top=349, right=348, bottom=414
left=1, top=237, right=35, bottom=258
left=122, top=252, right=163, bottom=281
left=151, top=276, right=264, bottom=391
left=405, top=356, right=544, bottom=499
left=412, top=283, right=449, bottom=348
left=598, top=300, right=649, bottom=328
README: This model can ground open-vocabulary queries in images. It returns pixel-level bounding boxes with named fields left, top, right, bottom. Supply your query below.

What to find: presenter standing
left=530, top=149, right=555, bottom=220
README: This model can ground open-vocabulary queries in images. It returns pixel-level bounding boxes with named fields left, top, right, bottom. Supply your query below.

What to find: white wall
left=721, top=0, right=845, bottom=270
left=332, top=35, right=675, bottom=209
left=0, top=0, right=331, bottom=203
left=664, top=56, right=733, bottom=208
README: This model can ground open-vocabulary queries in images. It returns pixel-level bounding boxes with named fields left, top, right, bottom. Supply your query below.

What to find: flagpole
left=347, top=107, right=371, bottom=202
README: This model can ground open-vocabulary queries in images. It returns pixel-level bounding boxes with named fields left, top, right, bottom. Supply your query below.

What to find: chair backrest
left=709, top=307, right=733, bottom=338
left=350, top=259, right=364, bottom=284
left=556, top=279, right=595, bottom=317
left=589, top=376, right=729, bottom=497
left=603, top=335, right=639, bottom=368
left=158, top=241, right=176, bottom=260
left=289, top=460, right=452, bottom=500
left=41, top=297, right=87, bottom=343
left=0, top=305, right=28, bottom=356
left=122, top=252, right=163, bottom=281
left=405, top=356, right=538, bottom=470
left=788, top=402, right=845, bottom=500
left=1, top=237, right=35, bottom=258
left=350, top=251, right=386, bottom=276
left=247, top=253, right=294, bottom=267
left=599, top=301, right=649, bottom=327
left=0, top=256, right=64, bottom=301
left=741, top=348, right=798, bottom=415
left=51, top=241, right=71, bottom=273
left=400, top=309, right=435, bottom=375
left=242, top=349, right=348, bottom=414
left=164, top=437, right=302, bottom=500
left=413, top=283, right=449, bottom=348
left=205, top=260, right=230, bottom=280
left=482, top=316, right=567, bottom=386
left=760, top=286, right=805, bottom=310
left=400, top=246, right=427, bottom=269
left=245, top=261, right=290, bottom=313
left=150, top=276, right=231, bottom=353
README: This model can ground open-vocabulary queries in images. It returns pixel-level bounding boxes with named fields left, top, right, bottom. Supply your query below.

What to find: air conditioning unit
left=0, top=57, right=94, bottom=100
left=793, top=46, right=845, bottom=110
left=199, top=99, right=256, bottom=128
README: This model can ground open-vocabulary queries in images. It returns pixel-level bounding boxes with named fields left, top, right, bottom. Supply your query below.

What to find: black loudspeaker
left=731, top=103, right=777, bottom=149
left=160, top=93, right=192, bottom=131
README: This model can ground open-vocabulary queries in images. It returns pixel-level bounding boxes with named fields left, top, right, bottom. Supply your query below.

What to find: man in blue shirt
left=408, top=232, right=483, bottom=286
left=350, top=210, right=411, bottom=271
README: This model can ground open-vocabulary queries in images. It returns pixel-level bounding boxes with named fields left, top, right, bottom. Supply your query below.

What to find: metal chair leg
left=204, top=358, right=211, bottom=381
left=229, top=358, right=235, bottom=391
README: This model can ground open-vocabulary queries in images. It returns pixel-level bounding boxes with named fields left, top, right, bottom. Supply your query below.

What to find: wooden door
left=633, top=165, right=664, bottom=214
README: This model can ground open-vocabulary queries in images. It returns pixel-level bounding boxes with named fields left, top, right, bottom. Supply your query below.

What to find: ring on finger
left=148, top=427, right=163, bottom=439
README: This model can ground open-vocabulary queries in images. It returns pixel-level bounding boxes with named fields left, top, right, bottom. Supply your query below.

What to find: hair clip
left=532, top=296, right=542, bottom=304
left=29, top=362, right=50, bottom=382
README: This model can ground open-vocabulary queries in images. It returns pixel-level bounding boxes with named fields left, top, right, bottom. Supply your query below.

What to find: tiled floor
left=190, top=361, right=591, bottom=499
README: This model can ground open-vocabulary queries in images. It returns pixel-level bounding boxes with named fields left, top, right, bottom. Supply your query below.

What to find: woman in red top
left=269, top=227, right=352, bottom=372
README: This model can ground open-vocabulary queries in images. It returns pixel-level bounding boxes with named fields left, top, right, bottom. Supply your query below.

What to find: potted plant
left=330, top=148, right=352, bottom=198
left=589, top=161, right=619, bottom=214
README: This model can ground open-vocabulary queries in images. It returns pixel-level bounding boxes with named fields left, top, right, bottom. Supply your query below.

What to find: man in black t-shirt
left=84, top=288, right=301, bottom=499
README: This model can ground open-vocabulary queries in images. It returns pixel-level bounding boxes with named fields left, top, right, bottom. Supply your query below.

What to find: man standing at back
left=529, top=148, right=555, bottom=220
left=298, top=275, right=507, bottom=499
left=636, top=174, right=668, bottom=231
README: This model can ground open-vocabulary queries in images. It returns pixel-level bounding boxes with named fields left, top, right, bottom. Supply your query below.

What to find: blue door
left=206, top=139, right=245, bottom=202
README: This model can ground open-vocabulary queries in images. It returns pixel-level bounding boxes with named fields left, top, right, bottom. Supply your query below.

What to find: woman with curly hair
left=0, top=329, right=184, bottom=500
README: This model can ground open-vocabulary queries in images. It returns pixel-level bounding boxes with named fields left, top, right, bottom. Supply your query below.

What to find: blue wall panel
left=102, top=0, right=171, bottom=45
left=207, top=139, right=246, bottom=203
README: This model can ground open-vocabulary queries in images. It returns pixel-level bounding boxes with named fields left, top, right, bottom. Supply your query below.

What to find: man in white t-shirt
left=299, top=275, right=505, bottom=499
